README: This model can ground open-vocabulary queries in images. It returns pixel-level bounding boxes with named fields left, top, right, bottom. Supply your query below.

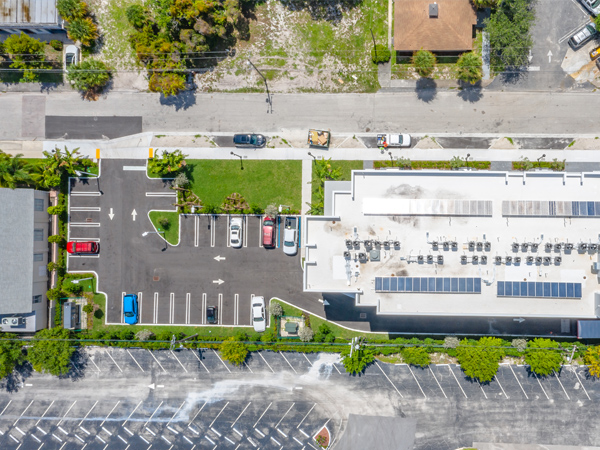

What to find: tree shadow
left=415, top=78, right=437, bottom=103
left=60, top=348, right=87, bottom=381
left=159, top=88, right=197, bottom=111
left=0, top=361, right=33, bottom=393
left=457, top=80, right=483, bottom=103
left=497, top=68, right=528, bottom=85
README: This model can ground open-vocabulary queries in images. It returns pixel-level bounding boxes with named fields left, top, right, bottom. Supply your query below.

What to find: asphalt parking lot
left=66, top=159, right=312, bottom=328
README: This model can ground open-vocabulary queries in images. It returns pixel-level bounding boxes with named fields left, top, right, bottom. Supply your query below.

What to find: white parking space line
left=258, top=216, right=263, bottom=248
left=146, top=192, right=177, bottom=197
left=167, top=401, right=186, bottom=426
left=495, top=377, right=509, bottom=399
left=123, top=401, right=143, bottom=426
left=70, top=207, right=101, bottom=212
left=89, top=356, right=101, bottom=373
left=559, top=16, right=591, bottom=43
left=191, top=350, right=210, bottom=373
left=78, top=401, right=98, bottom=426
left=218, top=294, right=223, bottom=326
left=303, top=354, right=313, bottom=367
left=258, top=352, right=275, bottom=373
left=231, top=403, right=251, bottom=428
left=128, top=350, right=145, bottom=372
left=123, top=166, right=147, bottom=171
left=213, top=349, right=231, bottom=373
left=36, top=426, right=47, bottom=435
left=100, top=401, right=120, bottom=427
left=275, top=403, right=295, bottom=428
left=296, top=403, right=316, bottom=429
left=121, top=292, right=126, bottom=324
left=406, top=365, right=425, bottom=398
left=171, top=350, right=188, bottom=373
left=332, top=363, right=342, bottom=375
left=106, top=349, right=123, bottom=372
left=186, top=294, right=191, bottom=325
left=571, top=367, right=591, bottom=400
left=553, top=370, right=570, bottom=400
left=234, top=294, right=239, bottom=326
left=32, top=434, right=41, bottom=443
left=253, top=402, right=272, bottom=428
left=243, top=361, right=253, bottom=373
left=202, top=294, right=207, bottom=325
left=138, top=292, right=143, bottom=323
left=57, top=401, right=77, bottom=426
left=534, top=372, right=550, bottom=400
left=448, top=366, right=468, bottom=399
left=144, top=402, right=163, bottom=427
left=569, top=0, right=590, bottom=18
left=194, top=216, right=199, bottom=248
left=428, top=366, right=447, bottom=399
left=243, top=216, right=248, bottom=248
left=148, top=350, right=168, bottom=373
left=478, top=382, right=488, bottom=399
left=69, top=222, right=100, bottom=227
left=507, top=365, right=528, bottom=399
left=188, top=402, right=206, bottom=427
left=169, top=293, right=175, bottom=324
left=14, top=400, right=34, bottom=425
left=209, top=402, right=229, bottom=428
left=70, top=192, right=101, bottom=197
left=210, top=216, right=216, bottom=247
left=280, top=352, right=298, bottom=374
left=36, top=401, right=54, bottom=426
left=153, top=293, right=159, bottom=324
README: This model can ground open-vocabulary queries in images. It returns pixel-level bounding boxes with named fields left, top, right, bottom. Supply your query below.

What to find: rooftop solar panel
left=496, top=281, right=581, bottom=299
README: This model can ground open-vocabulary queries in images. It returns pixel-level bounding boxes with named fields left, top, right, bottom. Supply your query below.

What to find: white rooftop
left=304, top=170, right=600, bottom=318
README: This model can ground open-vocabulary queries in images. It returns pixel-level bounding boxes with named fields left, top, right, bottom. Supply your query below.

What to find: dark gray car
left=568, top=23, right=597, bottom=50
left=233, top=134, right=266, bottom=148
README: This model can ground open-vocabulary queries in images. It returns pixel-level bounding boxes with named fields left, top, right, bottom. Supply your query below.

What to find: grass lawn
left=148, top=211, right=180, bottom=245
left=311, top=160, right=364, bottom=205
left=186, top=160, right=302, bottom=210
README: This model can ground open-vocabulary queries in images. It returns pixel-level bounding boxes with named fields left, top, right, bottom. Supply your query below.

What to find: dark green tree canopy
left=27, top=328, right=75, bottom=377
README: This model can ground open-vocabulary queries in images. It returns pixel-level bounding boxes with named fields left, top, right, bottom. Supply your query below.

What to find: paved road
left=4, top=91, right=600, bottom=140
left=1, top=348, right=599, bottom=450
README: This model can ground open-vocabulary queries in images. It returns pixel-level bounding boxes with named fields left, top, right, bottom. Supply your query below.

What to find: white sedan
left=230, top=217, right=243, bottom=248
left=252, top=296, right=266, bottom=332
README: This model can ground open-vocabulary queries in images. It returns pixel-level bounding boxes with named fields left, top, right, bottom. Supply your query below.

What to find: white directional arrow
left=131, top=209, right=137, bottom=221
left=513, top=318, right=525, bottom=323
left=214, top=255, right=226, bottom=262
left=108, top=208, right=114, bottom=220
left=528, top=49, right=533, bottom=62
left=148, top=383, right=155, bottom=389
left=213, top=279, right=224, bottom=285
left=547, top=50, right=552, bottom=63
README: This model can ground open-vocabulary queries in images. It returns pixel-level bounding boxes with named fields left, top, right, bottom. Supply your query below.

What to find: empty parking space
left=247, top=215, right=262, bottom=247
left=67, top=225, right=101, bottom=240
left=214, top=216, right=228, bottom=247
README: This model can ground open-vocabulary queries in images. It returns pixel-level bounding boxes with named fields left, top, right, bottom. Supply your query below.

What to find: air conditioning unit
left=2, top=317, right=22, bottom=327
left=1, top=318, right=9, bottom=325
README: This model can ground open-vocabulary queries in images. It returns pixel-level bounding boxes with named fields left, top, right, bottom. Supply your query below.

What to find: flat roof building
left=304, top=170, right=600, bottom=321
left=0, top=0, right=60, bottom=33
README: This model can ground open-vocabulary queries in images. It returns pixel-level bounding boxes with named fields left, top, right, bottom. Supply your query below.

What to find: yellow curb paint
left=96, top=148, right=100, bottom=159
left=149, top=148, right=153, bottom=158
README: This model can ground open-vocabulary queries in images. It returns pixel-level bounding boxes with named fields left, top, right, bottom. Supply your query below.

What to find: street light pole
left=537, top=153, right=546, bottom=167
left=230, top=151, right=244, bottom=170
left=308, top=151, right=316, bottom=161
left=388, top=151, right=394, bottom=167
left=247, top=58, right=272, bottom=114
left=465, top=153, right=470, bottom=169
left=142, top=231, right=165, bottom=237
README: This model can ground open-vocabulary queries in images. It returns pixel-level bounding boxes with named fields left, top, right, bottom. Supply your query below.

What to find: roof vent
left=429, top=3, right=438, bottom=18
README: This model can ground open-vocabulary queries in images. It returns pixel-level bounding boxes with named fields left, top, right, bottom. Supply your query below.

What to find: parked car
left=233, top=134, right=266, bottom=148
left=230, top=217, right=243, bottom=248
left=568, top=23, right=597, bottom=50
left=262, top=216, right=276, bottom=248
left=580, top=0, right=600, bottom=17
left=283, top=217, right=298, bottom=256
left=123, top=294, right=138, bottom=325
left=207, top=306, right=218, bottom=324
left=376, top=133, right=411, bottom=148
left=591, top=45, right=600, bottom=60
left=64, top=45, right=80, bottom=70
left=252, top=296, right=266, bottom=332
left=66, top=241, right=99, bottom=254
left=596, top=58, right=600, bottom=70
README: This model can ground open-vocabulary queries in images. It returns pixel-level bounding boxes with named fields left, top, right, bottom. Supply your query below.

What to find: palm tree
left=40, top=146, right=82, bottom=187
left=0, top=150, right=35, bottom=189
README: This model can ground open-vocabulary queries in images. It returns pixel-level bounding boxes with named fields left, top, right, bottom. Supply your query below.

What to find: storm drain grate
left=86, top=218, right=92, bottom=223
left=359, top=313, right=367, bottom=319
left=153, top=276, right=160, bottom=281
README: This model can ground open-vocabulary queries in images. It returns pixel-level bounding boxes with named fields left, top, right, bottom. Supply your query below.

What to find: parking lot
left=66, top=160, right=311, bottom=328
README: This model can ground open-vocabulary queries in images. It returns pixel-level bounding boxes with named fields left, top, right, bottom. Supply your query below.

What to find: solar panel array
left=497, top=281, right=582, bottom=299
left=375, top=277, right=482, bottom=294
left=502, top=200, right=600, bottom=218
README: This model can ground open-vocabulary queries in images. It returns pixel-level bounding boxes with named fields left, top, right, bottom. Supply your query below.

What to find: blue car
left=123, top=294, right=138, bottom=325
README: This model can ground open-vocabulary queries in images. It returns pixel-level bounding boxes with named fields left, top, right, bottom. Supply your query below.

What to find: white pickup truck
left=377, top=133, right=411, bottom=148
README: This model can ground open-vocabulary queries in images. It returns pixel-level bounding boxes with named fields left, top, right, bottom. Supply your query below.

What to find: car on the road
left=123, top=294, right=138, bottom=325
left=233, top=133, right=266, bottom=148
left=66, top=241, right=99, bottom=254
left=252, top=296, right=266, bottom=332
left=283, top=217, right=298, bottom=256
left=568, top=22, right=597, bottom=50
left=590, top=45, right=600, bottom=60
left=207, top=306, right=218, bottom=324
left=230, top=217, right=243, bottom=248
left=64, top=45, right=80, bottom=70
left=262, top=216, right=276, bottom=248
left=580, top=0, right=600, bottom=17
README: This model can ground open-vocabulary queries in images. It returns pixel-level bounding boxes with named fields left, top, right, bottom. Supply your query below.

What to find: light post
left=388, top=151, right=394, bottom=167
left=230, top=151, right=244, bottom=170
left=308, top=151, right=316, bottom=161
left=537, top=153, right=546, bottom=167
left=278, top=205, right=290, bottom=213
left=75, top=169, right=102, bottom=194
left=465, top=153, right=470, bottom=169
left=72, top=277, right=94, bottom=284
left=247, top=58, right=272, bottom=114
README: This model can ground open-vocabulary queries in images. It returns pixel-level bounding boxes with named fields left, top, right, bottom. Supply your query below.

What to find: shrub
left=27, top=328, right=75, bottom=376
left=67, top=60, right=111, bottom=98
left=340, top=344, right=375, bottom=374
left=457, top=52, right=482, bottom=84
left=67, top=17, right=98, bottom=47
left=298, top=326, right=314, bottom=342
left=220, top=338, right=248, bottom=366
left=444, top=336, right=460, bottom=349
left=48, top=235, right=64, bottom=244
left=0, top=338, right=25, bottom=379
left=3, top=33, right=50, bottom=82
left=525, top=338, right=563, bottom=376
left=265, top=204, right=279, bottom=218
left=456, top=337, right=505, bottom=382
left=62, top=280, right=83, bottom=295
left=47, top=205, right=65, bottom=215
left=402, top=347, right=431, bottom=367
left=135, top=329, right=155, bottom=341
left=250, top=203, right=263, bottom=214
left=450, top=156, right=466, bottom=170
left=82, top=304, right=94, bottom=314
left=173, top=172, right=189, bottom=188
left=371, top=44, right=391, bottom=64
left=148, top=71, right=187, bottom=97
left=158, top=216, right=170, bottom=229
left=47, top=262, right=58, bottom=272
left=584, top=346, right=600, bottom=378
left=57, top=0, right=87, bottom=21
left=50, top=40, right=64, bottom=51
left=126, top=4, right=148, bottom=30
left=261, top=328, right=277, bottom=343
left=412, top=49, right=436, bottom=78
left=269, top=302, right=284, bottom=317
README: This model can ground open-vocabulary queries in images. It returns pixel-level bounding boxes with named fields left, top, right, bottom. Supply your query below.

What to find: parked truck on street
left=377, top=133, right=411, bottom=148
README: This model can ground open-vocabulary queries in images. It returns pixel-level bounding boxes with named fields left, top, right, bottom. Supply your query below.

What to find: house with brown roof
left=394, top=0, right=478, bottom=53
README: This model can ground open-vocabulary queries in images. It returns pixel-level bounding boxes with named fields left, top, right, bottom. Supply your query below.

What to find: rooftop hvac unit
left=443, top=241, right=449, bottom=249
left=526, top=256, right=534, bottom=263
left=535, top=256, right=542, bottom=264
left=514, top=256, right=521, bottom=263
left=495, top=256, right=502, bottom=264
left=373, top=240, right=381, bottom=247
left=451, top=241, right=458, bottom=249
left=343, top=251, right=351, bottom=259
left=383, top=240, right=390, bottom=248
left=544, top=256, right=551, bottom=264
left=477, top=242, right=483, bottom=250
left=590, top=244, right=598, bottom=251
left=545, top=243, right=553, bottom=251
left=565, top=243, right=574, bottom=250
left=506, top=256, right=513, bottom=263
left=472, top=255, right=479, bottom=263
left=481, top=255, right=487, bottom=264
left=531, top=243, right=539, bottom=251
left=345, top=239, right=353, bottom=248
left=358, top=252, right=367, bottom=262
left=468, top=241, right=475, bottom=250
left=579, top=243, right=588, bottom=251
left=512, top=243, right=519, bottom=251
left=460, top=255, right=467, bottom=263
left=2, top=317, right=22, bottom=326
left=437, top=255, right=444, bottom=264
left=484, top=242, right=491, bottom=251
left=554, top=243, right=562, bottom=251
left=427, top=254, right=433, bottom=262
left=353, top=240, right=360, bottom=248
left=364, top=240, right=372, bottom=248
left=432, top=241, right=438, bottom=247
left=521, top=243, right=529, bottom=251
left=555, top=256, right=562, bottom=264
left=417, top=255, right=424, bottom=262
left=393, top=241, right=400, bottom=248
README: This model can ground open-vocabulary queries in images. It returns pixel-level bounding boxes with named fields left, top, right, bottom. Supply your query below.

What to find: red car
left=66, top=241, right=99, bottom=254
left=262, top=217, right=276, bottom=248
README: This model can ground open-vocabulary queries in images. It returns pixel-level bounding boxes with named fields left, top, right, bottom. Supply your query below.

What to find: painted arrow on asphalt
left=214, top=255, right=226, bottom=262
left=513, top=318, right=525, bottom=323
left=108, top=208, right=114, bottom=220
left=213, top=279, right=224, bottom=285
left=547, top=50, right=552, bottom=63
left=132, top=209, right=137, bottom=221
left=148, top=383, right=165, bottom=389
left=528, top=49, right=533, bottom=62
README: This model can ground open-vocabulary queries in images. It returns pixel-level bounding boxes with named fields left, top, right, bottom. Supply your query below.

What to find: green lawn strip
left=270, top=298, right=389, bottom=340
left=186, top=160, right=302, bottom=210
left=148, top=211, right=180, bottom=245
left=512, top=161, right=565, bottom=171
left=374, top=160, right=491, bottom=170
left=311, top=160, right=363, bottom=205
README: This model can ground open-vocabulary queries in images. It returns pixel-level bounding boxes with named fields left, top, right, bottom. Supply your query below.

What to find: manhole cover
left=153, top=276, right=159, bottom=281
left=359, top=313, right=367, bottom=319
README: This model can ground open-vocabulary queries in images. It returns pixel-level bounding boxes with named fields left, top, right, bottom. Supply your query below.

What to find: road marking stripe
left=127, top=350, right=145, bottom=372
left=277, top=428, right=288, bottom=438
left=148, top=350, right=168, bottom=373
left=183, top=435, right=193, bottom=444
left=213, top=349, right=231, bottom=373
left=123, top=166, right=147, bottom=171
left=210, top=427, right=221, bottom=437
left=96, top=435, right=106, bottom=444
left=258, top=352, right=275, bottom=373
left=118, top=435, right=127, bottom=444
left=225, top=436, right=235, bottom=445
left=101, top=427, right=112, bottom=436
left=376, top=361, right=404, bottom=398
left=478, top=381, right=488, bottom=399
left=15, top=427, right=25, bottom=436
left=553, top=370, right=570, bottom=400
left=52, top=433, right=62, bottom=442
left=509, top=365, right=528, bottom=399
left=205, top=436, right=215, bottom=445
left=123, top=400, right=143, bottom=426
left=303, top=354, right=313, bottom=366
left=280, top=352, right=298, bottom=374
left=534, top=372, right=550, bottom=400
left=449, top=366, right=468, bottom=399
left=189, top=426, right=199, bottom=435
left=188, top=402, right=206, bottom=427
left=167, top=426, right=179, bottom=434
left=169, top=293, right=175, bottom=324
left=36, top=427, right=47, bottom=435
left=247, top=436, right=257, bottom=447
left=144, top=401, right=163, bottom=427
left=254, top=428, right=265, bottom=437
left=270, top=436, right=281, bottom=446
left=202, top=294, right=207, bottom=324
left=210, top=216, right=215, bottom=247
left=297, top=404, right=316, bottom=429
left=10, top=434, right=19, bottom=443
left=171, top=351, right=188, bottom=373
left=106, top=350, right=123, bottom=373
left=218, top=294, right=223, bottom=326
left=58, top=401, right=77, bottom=426
left=124, top=426, right=133, bottom=436
left=275, top=403, right=295, bottom=428
left=190, top=350, right=209, bottom=373
left=332, top=363, right=341, bottom=375
left=253, top=402, right=272, bottom=428
left=36, top=400, right=54, bottom=425
left=243, top=361, right=253, bottom=373
left=571, top=367, right=591, bottom=400
left=78, top=401, right=98, bottom=426
left=14, top=400, right=34, bottom=425
left=153, top=293, right=158, bottom=324
left=70, top=192, right=101, bottom=197
left=210, top=402, right=229, bottom=428
left=146, top=192, right=177, bottom=197
left=146, top=428, right=156, bottom=436
left=428, top=366, right=447, bottom=399
left=79, top=426, right=90, bottom=435
left=68, top=222, right=100, bottom=227
left=58, top=426, right=68, bottom=435
left=234, top=294, right=239, bottom=326
left=233, top=428, right=243, bottom=437
left=167, top=401, right=186, bottom=425
left=74, top=435, right=84, bottom=443
left=495, top=376, right=509, bottom=399
left=186, top=293, right=191, bottom=325
left=140, top=435, right=149, bottom=444
left=32, top=434, right=41, bottom=443
left=70, top=207, right=101, bottom=212
left=161, top=436, right=172, bottom=444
